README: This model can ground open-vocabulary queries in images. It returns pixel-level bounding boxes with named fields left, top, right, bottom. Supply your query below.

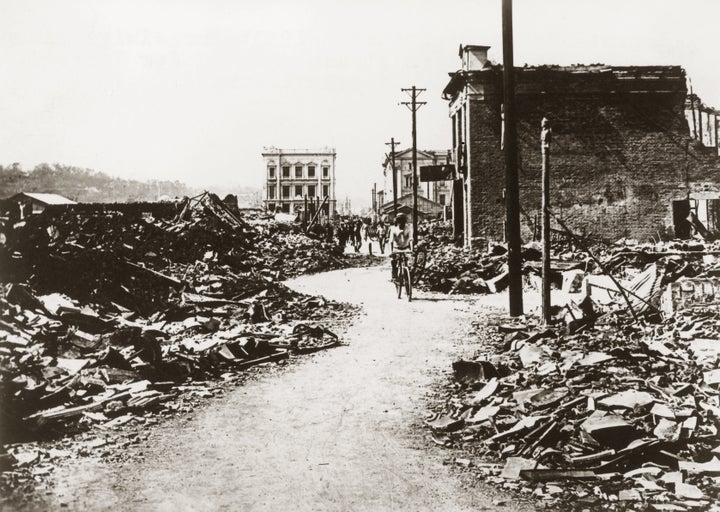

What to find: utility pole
left=401, top=86, right=426, bottom=244
left=502, top=0, right=523, bottom=316
left=385, top=137, right=400, bottom=218
left=541, top=118, right=552, bottom=324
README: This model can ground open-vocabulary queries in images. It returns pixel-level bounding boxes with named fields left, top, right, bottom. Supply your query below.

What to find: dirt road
left=31, top=264, right=535, bottom=512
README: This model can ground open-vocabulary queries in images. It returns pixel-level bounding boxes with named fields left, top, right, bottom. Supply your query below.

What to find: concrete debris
left=0, top=191, right=358, bottom=488
left=418, top=222, right=720, bottom=320
left=427, top=269, right=720, bottom=508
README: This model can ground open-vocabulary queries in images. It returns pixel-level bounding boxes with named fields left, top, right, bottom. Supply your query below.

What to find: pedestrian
left=366, top=221, right=379, bottom=255
left=337, top=220, right=349, bottom=249
left=353, top=218, right=363, bottom=252
left=377, top=220, right=388, bottom=254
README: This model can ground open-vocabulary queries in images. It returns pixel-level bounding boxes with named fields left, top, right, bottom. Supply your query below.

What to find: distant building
left=380, top=149, right=453, bottom=212
left=338, top=196, right=352, bottom=216
left=262, top=147, right=337, bottom=217
left=5, top=192, right=76, bottom=219
left=378, top=193, right=445, bottom=223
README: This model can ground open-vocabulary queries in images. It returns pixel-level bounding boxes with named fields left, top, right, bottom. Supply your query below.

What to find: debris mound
left=0, top=192, right=356, bottom=449
left=427, top=239, right=720, bottom=509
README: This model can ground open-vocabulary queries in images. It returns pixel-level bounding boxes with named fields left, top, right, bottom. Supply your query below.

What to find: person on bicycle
left=390, top=213, right=412, bottom=279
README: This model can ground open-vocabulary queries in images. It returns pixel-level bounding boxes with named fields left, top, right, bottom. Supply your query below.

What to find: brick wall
left=463, top=67, right=720, bottom=243
left=467, top=96, right=505, bottom=246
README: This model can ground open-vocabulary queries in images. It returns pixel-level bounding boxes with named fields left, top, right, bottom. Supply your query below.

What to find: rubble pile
left=417, top=220, right=455, bottom=244
left=415, top=220, right=555, bottom=294
left=0, top=192, right=356, bottom=445
left=416, top=228, right=720, bottom=297
left=418, top=244, right=509, bottom=294
left=0, top=192, right=344, bottom=309
left=427, top=242, right=720, bottom=510
left=0, top=279, right=353, bottom=436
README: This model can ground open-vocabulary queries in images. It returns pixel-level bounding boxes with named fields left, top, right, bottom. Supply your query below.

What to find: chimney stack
left=459, top=44, right=491, bottom=71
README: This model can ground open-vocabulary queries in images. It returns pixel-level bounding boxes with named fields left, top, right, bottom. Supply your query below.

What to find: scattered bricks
left=425, top=277, right=720, bottom=509
left=0, top=192, right=359, bottom=457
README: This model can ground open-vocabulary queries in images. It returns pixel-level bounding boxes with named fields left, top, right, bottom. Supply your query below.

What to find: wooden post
left=502, top=0, right=523, bottom=316
left=541, top=117, right=552, bottom=325
left=401, top=87, right=426, bottom=243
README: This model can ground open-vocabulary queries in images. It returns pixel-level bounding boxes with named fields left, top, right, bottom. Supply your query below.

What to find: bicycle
left=391, top=244, right=428, bottom=302
left=392, top=250, right=414, bottom=301
left=411, top=244, right=427, bottom=286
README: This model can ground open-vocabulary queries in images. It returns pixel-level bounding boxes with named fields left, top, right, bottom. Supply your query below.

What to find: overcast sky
left=2, top=0, right=718, bottom=208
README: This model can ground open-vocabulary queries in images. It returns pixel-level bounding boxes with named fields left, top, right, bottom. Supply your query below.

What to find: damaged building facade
left=444, top=45, right=720, bottom=247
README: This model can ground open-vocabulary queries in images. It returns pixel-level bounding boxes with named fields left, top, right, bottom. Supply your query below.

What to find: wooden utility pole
left=385, top=138, right=400, bottom=217
left=541, top=117, right=552, bottom=324
left=402, top=86, right=426, bottom=244
left=502, top=0, right=523, bottom=316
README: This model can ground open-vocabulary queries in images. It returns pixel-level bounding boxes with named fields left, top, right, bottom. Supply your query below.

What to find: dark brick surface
left=457, top=67, right=720, bottom=243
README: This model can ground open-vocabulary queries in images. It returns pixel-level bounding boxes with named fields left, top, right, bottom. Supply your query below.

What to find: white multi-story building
left=262, top=147, right=337, bottom=216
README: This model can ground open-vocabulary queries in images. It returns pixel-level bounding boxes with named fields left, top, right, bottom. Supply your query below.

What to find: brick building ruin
left=444, top=44, right=720, bottom=247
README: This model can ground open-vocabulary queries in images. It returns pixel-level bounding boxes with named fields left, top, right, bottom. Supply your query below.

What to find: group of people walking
left=310, top=214, right=414, bottom=285
left=334, top=217, right=391, bottom=254
left=311, top=213, right=413, bottom=271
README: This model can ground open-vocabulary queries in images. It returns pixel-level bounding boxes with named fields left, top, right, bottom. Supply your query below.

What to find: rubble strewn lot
left=0, top=192, right=359, bottom=504
left=417, top=221, right=535, bottom=295
left=426, top=237, right=720, bottom=511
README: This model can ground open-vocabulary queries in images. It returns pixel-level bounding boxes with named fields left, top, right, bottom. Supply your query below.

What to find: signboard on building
left=419, top=165, right=454, bottom=182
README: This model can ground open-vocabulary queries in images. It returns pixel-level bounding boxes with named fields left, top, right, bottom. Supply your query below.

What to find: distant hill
left=0, top=163, right=260, bottom=205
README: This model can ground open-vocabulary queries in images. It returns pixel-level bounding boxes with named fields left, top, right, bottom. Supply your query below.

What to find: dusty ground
left=12, top=262, right=537, bottom=512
